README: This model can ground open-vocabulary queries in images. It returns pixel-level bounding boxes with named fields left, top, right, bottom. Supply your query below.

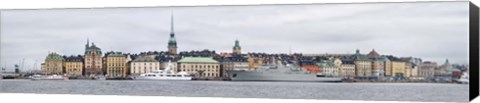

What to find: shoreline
left=0, top=78, right=466, bottom=84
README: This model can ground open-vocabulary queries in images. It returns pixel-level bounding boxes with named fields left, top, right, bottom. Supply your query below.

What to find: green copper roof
left=178, top=57, right=219, bottom=63
left=317, top=60, right=336, bottom=67
left=233, top=39, right=241, bottom=49
left=45, top=52, right=64, bottom=61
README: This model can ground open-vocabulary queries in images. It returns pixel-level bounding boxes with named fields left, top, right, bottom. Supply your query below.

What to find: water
left=0, top=80, right=469, bottom=102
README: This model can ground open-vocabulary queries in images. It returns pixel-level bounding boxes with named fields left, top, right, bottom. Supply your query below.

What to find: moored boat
left=135, top=60, right=192, bottom=80
left=31, top=74, right=69, bottom=80
left=227, top=57, right=342, bottom=82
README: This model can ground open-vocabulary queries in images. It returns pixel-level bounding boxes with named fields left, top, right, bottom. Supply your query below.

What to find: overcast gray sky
left=0, top=1, right=469, bottom=72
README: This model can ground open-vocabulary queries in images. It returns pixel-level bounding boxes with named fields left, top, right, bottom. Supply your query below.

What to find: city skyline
left=0, top=2, right=469, bottom=71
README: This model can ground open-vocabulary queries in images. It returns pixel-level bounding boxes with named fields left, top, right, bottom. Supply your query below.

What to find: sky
left=0, top=1, right=470, bottom=72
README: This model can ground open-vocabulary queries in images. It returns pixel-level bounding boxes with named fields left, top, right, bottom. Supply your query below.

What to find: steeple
left=167, top=11, right=178, bottom=55
left=170, top=11, right=174, bottom=38
left=234, top=38, right=240, bottom=47
left=86, top=38, right=90, bottom=49
left=233, top=38, right=241, bottom=54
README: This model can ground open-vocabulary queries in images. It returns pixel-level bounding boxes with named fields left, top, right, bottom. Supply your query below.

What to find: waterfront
left=0, top=80, right=468, bottom=102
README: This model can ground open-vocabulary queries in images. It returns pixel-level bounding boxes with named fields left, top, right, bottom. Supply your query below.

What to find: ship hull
left=135, top=77, right=192, bottom=81
left=227, top=71, right=342, bottom=82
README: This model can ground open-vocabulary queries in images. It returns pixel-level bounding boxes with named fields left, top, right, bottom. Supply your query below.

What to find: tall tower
left=167, top=12, right=177, bottom=55
left=233, top=38, right=241, bottom=54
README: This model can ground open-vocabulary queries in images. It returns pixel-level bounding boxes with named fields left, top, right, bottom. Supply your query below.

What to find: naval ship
left=227, top=58, right=342, bottom=82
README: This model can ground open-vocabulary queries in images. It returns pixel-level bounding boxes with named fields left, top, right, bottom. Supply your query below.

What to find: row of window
left=181, top=64, right=219, bottom=69
left=132, top=63, right=159, bottom=66
left=180, top=68, right=219, bottom=72
left=131, top=68, right=160, bottom=74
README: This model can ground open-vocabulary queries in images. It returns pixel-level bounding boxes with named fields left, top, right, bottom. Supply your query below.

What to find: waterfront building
left=221, top=59, right=234, bottom=78
left=353, top=49, right=372, bottom=77
left=340, top=59, right=356, bottom=77
left=178, top=57, right=220, bottom=78
left=156, top=56, right=179, bottom=72
left=317, top=60, right=339, bottom=76
left=233, top=39, right=241, bottom=54
left=125, top=54, right=132, bottom=75
left=436, top=59, right=451, bottom=76
left=366, top=49, right=389, bottom=77
left=167, top=14, right=178, bottom=55
left=404, top=62, right=412, bottom=78
left=247, top=54, right=265, bottom=70
left=419, top=61, right=437, bottom=77
left=391, top=61, right=406, bottom=78
left=43, top=52, right=64, bottom=75
left=300, top=60, right=319, bottom=74
left=64, top=55, right=83, bottom=76
left=220, top=54, right=248, bottom=78
left=41, top=63, right=45, bottom=72
left=400, top=57, right=422, bottom=78
left=385, top=60, right=392, bottom=76
left=105, top=52, right=127, bottom=77
left=84, top=39, right=103, bottom=76
left=130, top=56, right=160, bottom=76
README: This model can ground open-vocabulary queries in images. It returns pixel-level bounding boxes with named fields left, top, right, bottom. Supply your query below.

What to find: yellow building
left=105, top=52, right=127, bottom=77
left=404, top=62, right=412, bottom=78
left=355, top=60, right=371, bottom=77
left=384, top=61, right=392, bottom=76
left=43, top=52, right=64, bottom=75
left=247, top=55, right=265, bottom=70
left=64, top=55, right=83, bottom=76
left=335, top=58, right=356, bottom=77
left=178, top=57, right=220, bottom=78
left=391, top=61, right=406, bottom=77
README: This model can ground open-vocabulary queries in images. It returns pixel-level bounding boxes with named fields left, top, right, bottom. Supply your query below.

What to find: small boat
left=31, top=74, right=69, bottom=80
left=455, top=72, right=469, bottom=84
left=135, top=60, right=192, bottom=80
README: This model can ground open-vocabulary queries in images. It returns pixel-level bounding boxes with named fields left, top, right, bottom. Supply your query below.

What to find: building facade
left=130, top=56, right=160, bottom=76
left=419, top=61, right=437, bottom=77
left=317, top=60, right=339, bottom=76
left=64, top=55, right=83, bottom=76
left=84, top=40, right=103, bottom=76
left=178, top=57, right=221, bottom=78
left=43, top=52, right=64, bottom=75
left=339, top=59, right=356, bottom=77
left=391, top=61, right=406, bottom=78
left=105, top=52, right=127, bottom=77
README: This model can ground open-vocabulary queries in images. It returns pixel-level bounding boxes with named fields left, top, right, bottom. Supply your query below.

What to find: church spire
left=167, top=11, right=178, bottom=55
left=233, top=38, right=241, bottom=54
left=170, top=11, right=174, bottom=38
left=86, top=38, right=90, bottom=49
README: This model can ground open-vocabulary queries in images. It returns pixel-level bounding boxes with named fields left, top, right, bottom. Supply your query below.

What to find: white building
left=130, top=56, right=160, bottom=76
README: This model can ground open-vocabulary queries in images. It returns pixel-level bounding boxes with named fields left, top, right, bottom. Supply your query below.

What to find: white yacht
left=31, top=74, right=69, bottom=80
left=135, top=60, right=192, bottom=80
left=455, top=72, right=469, bottom=84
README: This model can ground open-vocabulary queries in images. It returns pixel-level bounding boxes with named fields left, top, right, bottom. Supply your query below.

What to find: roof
left=132, top=56, right=158, bottom=62
left=366, top=49, right=380, bottom=58
left=45, top=52, right=64, bottom=61
left=64, top=55, right=83, bottom=62
left=178, top=57, right=219, bottom=63
left=317, top=60, right=336, bottom=67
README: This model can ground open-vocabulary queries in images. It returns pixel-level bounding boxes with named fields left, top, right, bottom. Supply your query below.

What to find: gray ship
left=227, top=58, right=342, bottom=82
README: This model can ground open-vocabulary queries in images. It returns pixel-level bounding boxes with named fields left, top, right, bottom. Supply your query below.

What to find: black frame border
left=470, top=1, right=479, bottom=101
